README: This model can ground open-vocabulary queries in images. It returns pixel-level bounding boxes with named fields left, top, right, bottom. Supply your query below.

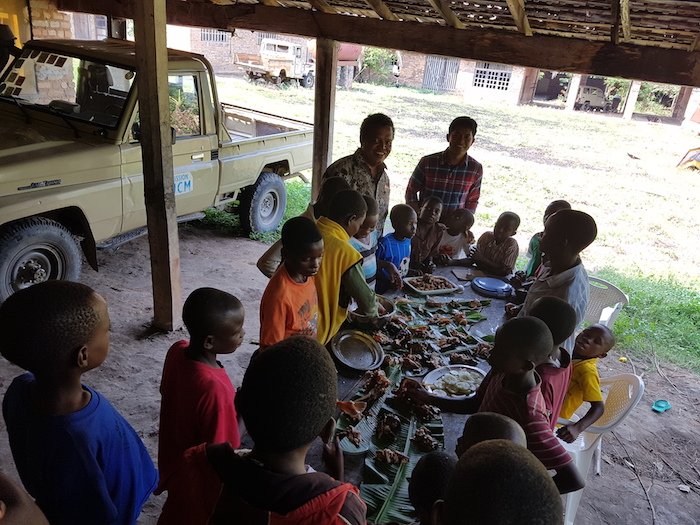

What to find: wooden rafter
left=611, top=0, right=620, bottom=44
left=425, top=0, right=465, bottom=29
left=691, top=33, right=700, bottom=52
left=258, top=0, right=282, bottom=6
left=362, top=0, right=399, bottom=21
left=308, top=0, right=337, bottom=14
left=506, top=0, right=533, bottom=36
left=620, top=0, right=631, bottom=40
left=57, top=0, right=700, bottom=86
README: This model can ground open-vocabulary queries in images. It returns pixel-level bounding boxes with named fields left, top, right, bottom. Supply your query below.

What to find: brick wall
left=399, top=51, right=426, bottom=88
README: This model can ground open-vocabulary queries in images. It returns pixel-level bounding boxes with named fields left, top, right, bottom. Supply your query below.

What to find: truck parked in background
left=235, top=38, right=315, bottom=87
left=0, top=38, right=313, bottom=300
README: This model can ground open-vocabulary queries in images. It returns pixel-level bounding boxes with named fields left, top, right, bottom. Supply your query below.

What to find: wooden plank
left=309, top=0, right=337, bottom=13
left=311, top=38, right=338, bottom=200
left=691, top=34, right=700, bottom=52
left=362, top=0, right=400, bottom=21
left=611, top=0, right=621, bottom=44
left=258, top=0, right=282, bottom=6
left=506, top=0, right=533, bottom=36
left=425, top=0, right=465, bottom=29
left=623, top=80, right=641, bottom=119
left=564, top=73, right=582, bottom=111
left=132, top=0, right=182, bottom=330
left=620, top=0, right=631, bottom=40
left=56, top=0, right=700, bottom=86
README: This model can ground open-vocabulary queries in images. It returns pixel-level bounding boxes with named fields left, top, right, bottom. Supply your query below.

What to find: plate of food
left=403, top=274, right=460, bottom=295
left=330, top=330, right=385, bottom=371
left=422, top=365, right=486, bottom=399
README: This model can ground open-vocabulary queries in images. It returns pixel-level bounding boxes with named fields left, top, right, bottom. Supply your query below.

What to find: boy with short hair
left=454, top=412, right=526, bottom=458
left=525, top=199, right=571, bottom=277
left=403, top=317, right=584, bottom=494
left=257, top=176, right=350, bottom=278
left=408, top=451, right=456, bottom=525
left=510, top=209, right=598, bottom=354
left=410, top=196, right=446, bottom=273
left=349, top=195, right=380, bottom=286
left=316, top=190, right=378, bottom=344
left=205, top=336, right=367, bottom=524
left=472, top=211, right=520, bottom=276
left=376, top=203, right=418, bottom=293
left=0, top=281, right=158, bottom=525
left=157, top=287, right=244, bottom=524
left=434, top=440, right=563, bottom=525
left=260, top=217, right=323, bottom=348
left=529, top=296, right=578, bottom=427
left=557, top=324, right=615, bottom=443
left=437, top=208, right=475, bottom=265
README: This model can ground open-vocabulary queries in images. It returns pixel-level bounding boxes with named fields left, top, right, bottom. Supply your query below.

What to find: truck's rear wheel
left=0, top=217, right=82, bottom=301
left=239, top=171, right=287, bottom=234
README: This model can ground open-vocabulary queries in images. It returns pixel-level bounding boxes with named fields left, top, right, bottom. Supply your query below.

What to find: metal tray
left=403, top=275, right=460, bottom=296
left=422, top=365, right=486, bottom=399
left=330, top=330, right=385, bottom=371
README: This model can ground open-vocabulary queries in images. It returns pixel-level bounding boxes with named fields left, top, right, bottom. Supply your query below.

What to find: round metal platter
left=422, top=365, right=487, bottom=400
left=330, top=329, right=385, bottom=371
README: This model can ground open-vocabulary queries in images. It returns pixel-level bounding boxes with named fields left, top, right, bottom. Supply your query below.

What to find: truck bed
left=221, top=103, right=312, bottom=141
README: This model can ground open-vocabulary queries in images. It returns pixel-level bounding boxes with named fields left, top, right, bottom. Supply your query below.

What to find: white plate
left=422, top=365, right=486, bottom=399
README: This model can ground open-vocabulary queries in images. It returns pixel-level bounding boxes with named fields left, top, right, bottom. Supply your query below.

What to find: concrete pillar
left=565, top=74, right=583, bottom=111
left=623, top=81, right=642, bottom=119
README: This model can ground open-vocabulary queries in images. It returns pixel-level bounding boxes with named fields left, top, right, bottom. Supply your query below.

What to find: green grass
left=208, top=77, right=700, bottom=373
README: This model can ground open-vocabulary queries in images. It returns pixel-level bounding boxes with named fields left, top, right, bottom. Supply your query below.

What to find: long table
left=313, top=266, right=508, bottom=486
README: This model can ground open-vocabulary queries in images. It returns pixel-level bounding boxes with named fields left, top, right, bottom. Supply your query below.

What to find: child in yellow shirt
left=557, top=324, right=615, bottom=443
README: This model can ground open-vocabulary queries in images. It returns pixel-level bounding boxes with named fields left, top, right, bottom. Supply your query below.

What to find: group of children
left=0, top=187, right=614, bottom=523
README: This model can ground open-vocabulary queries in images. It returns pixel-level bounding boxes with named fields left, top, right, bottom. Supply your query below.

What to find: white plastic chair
left=559, top=373, right=645, bottom=525
left=584, top=276, right=629, bottom=328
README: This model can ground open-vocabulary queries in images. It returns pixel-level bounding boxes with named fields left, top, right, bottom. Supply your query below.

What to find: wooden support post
left=311, top=38, right=338, bottom=200
left=565, top=74, right=582, bottom=111
left=133, top=0, right=182, bottom=330
left=623, top=80, right=641, bottom=119
left=518, top=67, right=538, bottom=104
left=108, top=16, right=127, bottom=39
left=671, top=86, right=693, bottom=120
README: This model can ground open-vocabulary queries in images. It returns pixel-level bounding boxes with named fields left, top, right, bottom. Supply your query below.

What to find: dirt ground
left=0, top=225, right=698, bottom=524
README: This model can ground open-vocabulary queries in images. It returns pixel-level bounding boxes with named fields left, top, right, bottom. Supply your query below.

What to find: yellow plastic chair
left=585, top=277, right=629, bottom=328
left=559, top=373, right=645, bottom=525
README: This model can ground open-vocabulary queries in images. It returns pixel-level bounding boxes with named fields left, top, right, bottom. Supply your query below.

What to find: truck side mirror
left=171, top=126, right=177, bottom=145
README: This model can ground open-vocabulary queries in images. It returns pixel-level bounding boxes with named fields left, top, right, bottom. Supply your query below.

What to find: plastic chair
left=584, top=276, right=629, bottom=328
left=559, top=373, right=645, bottom=525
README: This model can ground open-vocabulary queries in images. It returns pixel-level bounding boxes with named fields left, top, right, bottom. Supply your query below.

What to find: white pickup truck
left=0, top=39, right=313, bottom=300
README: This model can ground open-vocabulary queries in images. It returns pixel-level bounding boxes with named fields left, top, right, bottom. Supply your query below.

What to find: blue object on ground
left=651, top=399, right=671, bottom=413
left=471, top=277, right=514, bottom=299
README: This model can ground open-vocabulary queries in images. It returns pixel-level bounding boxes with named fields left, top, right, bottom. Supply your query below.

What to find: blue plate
left=471, top=277, right=514, bottom=299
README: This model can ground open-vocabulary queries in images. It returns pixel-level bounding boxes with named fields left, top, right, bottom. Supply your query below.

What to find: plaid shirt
left=405, top=150, right=482, bottom=213
left=323, top=149, right=391, bottom=230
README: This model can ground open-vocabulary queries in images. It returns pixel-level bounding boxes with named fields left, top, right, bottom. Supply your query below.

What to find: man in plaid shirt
left=405, top=116, right=482, bottom=215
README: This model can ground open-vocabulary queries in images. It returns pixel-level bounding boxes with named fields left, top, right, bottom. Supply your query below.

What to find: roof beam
left=691, top=34, right=700, bottom=52
left=258, top=0, right=282, bottom=6
left=505, top=0, right=532, bottom=36
left=361, top=0, right=399, bottom=21
left=620, top=0, right=631, bottom=40
left=308, top=0, right=338, bottom=14
left=425, top=0, right=465, bottom=29
left=56, top=0, right=700, bottom=86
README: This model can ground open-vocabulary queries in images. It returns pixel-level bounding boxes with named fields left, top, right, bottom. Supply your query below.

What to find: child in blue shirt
left=349, top=195, right=380, bottom=287
left=376, top=204, right=417, bottom=293
left=0, top=281, right=158, bottom=525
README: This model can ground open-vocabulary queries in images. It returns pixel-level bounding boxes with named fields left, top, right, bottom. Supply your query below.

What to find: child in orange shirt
left=259, top=217, right=324, bottom=348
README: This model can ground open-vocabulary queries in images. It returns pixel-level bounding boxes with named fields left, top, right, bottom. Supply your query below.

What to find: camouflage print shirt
left=323, top=149, right=391, bottom=232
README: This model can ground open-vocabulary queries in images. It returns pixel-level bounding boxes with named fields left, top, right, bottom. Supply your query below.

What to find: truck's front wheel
left=300, top=72, right=315, bottom=88
left=239, top=171, right=287, bottom=234
left=0, top=218, right=82, bottom=301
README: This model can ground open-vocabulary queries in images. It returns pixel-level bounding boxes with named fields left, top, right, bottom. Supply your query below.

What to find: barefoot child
left=205, top=336, right=367, bottom=524
left=260, top=217, right=323, bottom=348
left=557, top=324, right=615, bottom=443
left=0, top=281, right=158, bottom=525
left=316, top=190, right=378, bottom=344
left=437, top=208, right=475, bottom=266
left=376, top=204, right=418, bottom=294
left=472, top=211, right=520, bottom=276
left=157, top=288, right=244, bottom=524
left=525, top=199, right=571, bottom=278
left=410, top=196, right=445, bottom=273
left=349, top=195, right=380, bottom=287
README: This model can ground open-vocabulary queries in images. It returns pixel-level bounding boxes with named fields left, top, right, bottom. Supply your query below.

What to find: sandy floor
left=0, top=224, right=698, bottom=524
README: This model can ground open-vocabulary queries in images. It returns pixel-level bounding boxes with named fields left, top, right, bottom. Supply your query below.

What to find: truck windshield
left=0, top=48, right=135, bottom=129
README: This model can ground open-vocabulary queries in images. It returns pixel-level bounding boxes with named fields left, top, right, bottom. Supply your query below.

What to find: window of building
left=257, top=31, right=278, bottom=43
left=200, top=28, right=230, bottom=43
left=473, top=62, right=512, bottom=90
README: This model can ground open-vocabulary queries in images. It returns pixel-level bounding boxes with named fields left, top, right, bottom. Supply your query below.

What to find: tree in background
left=357, top=47, right=397, bottom=86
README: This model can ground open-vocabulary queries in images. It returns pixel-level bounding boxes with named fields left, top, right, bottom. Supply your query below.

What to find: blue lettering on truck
left=174, top=173, right=193, bottom=195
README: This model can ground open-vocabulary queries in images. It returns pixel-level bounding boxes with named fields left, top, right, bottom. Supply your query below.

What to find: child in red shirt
left=528, top=296, right=578, bottom=428
left=156, top=288, right=244, bottom=525
left=259, top=217, right=324, bottom=349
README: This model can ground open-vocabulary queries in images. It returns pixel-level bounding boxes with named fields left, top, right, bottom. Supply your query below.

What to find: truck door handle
left=191, top=153, right=205, bottom=161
